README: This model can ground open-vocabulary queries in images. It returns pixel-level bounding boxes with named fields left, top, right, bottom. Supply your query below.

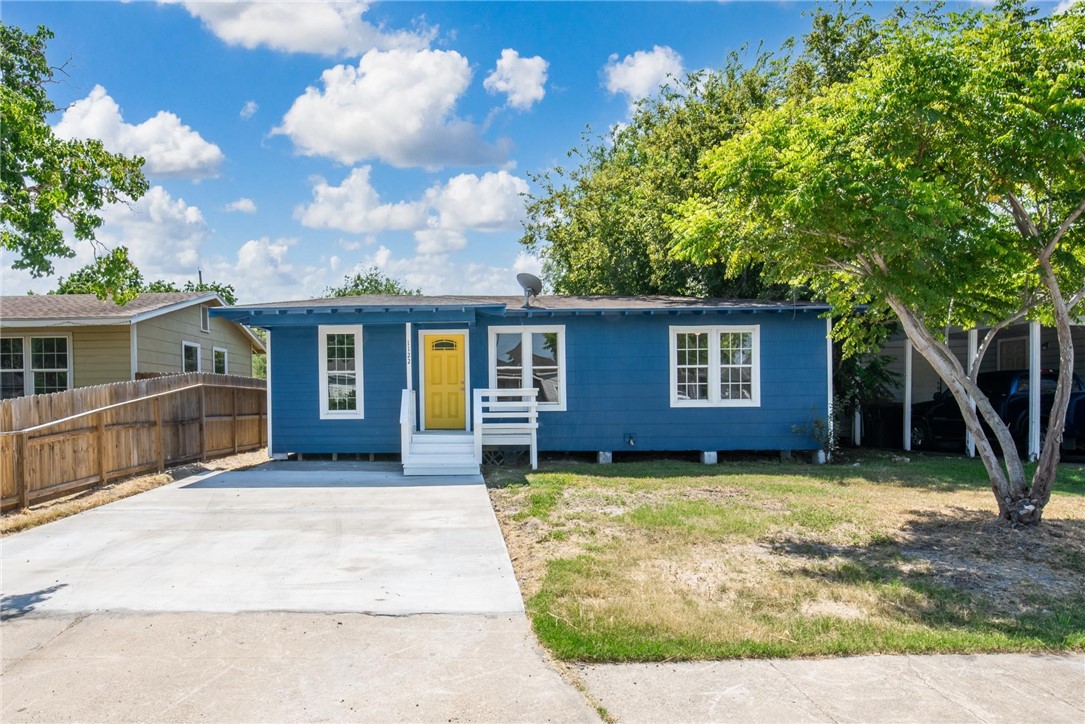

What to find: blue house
left=212, top=295, right=832, bottom=474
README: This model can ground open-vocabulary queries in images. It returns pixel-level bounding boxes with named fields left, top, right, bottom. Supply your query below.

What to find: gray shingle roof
left=229, top=294, right=827, bottom=311
left=0, top=292, right=218, bottom=322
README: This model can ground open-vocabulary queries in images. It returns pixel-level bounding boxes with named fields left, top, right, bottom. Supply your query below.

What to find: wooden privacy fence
left=0, top=374, right=266, bottom=511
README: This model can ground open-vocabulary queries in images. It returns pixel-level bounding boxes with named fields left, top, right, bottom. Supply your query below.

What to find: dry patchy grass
left=488, top=452, right=1085, bottom=661
left=1, top=449, right=269, bottom=535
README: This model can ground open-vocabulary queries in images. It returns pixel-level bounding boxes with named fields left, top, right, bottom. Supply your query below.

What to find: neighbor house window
left=200, top=305, right=210, bottom=332
left=1, top=336, right=72, bottom=398
left=182, top=341, right=201, bottom=373
left=213, top=347, right=228, bottom=375
left=488, top=326, right=566, bottom=410
left=318, top=325, right=363, bottom=419
left=670, top=326, right=760, bottom=407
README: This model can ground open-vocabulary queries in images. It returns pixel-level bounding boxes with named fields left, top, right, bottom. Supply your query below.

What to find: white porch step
left=402, top=438, right=480, bottom=476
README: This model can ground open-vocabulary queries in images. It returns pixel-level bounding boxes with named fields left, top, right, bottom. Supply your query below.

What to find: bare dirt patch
left=2, top=448, right=269, bottom=535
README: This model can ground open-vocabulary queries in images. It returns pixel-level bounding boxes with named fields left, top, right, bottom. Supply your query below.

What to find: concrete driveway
left=1, top=462, right=595, bottom=722
left=1, top=462, right=523, bottom=616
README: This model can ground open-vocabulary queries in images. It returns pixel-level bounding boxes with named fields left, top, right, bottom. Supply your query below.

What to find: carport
left=866, top=321, right=1085, bottom=458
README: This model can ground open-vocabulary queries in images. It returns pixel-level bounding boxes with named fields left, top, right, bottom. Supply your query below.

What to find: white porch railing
left=473, top=388, right=539, bottom=469
left=399, top=388, right=416, bottom=466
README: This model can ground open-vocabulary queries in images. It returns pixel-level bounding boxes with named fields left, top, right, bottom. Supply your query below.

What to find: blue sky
left=1, top=1, right=1068, bottom=303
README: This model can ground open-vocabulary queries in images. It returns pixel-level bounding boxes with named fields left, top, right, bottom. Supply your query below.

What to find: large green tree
left=673, top=1, right=1085, bottom=524
left=322, top=266, right=420, bottom=297
left=53, top=254, right=239, bottom=305
left=519, top=5, right=881, bottom=299
left=1, top=24, right=148, bottom=302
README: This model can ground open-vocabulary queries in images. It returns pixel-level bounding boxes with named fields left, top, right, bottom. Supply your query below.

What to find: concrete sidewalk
left=578, top=654, right=1085, bottom=723
left=1, top=612, right=594, bottom=722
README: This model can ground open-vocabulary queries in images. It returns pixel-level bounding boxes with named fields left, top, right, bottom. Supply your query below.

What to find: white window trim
left=488, top=325, right=567, bottom=412
left=669, top=325, right=761, bottom=408
left=213, top=346, right=229, bottom=375
left=182, top=341, right=202, bottom=373
left=318, top=324, right=364, bottom=420
left=200, top=305, right=210, bottom=333
left=1, top=334, right=74, bottom=397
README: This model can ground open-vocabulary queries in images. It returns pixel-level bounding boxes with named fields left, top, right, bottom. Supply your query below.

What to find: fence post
left=155, top=397, right=165, bottom=472
left=16, top=432, right=30, bottom=509
left=97, top=411, right=108, bottom=484
left=199, top=386, right=207, bottom=462
left=232, top=386, right=239, bottom=455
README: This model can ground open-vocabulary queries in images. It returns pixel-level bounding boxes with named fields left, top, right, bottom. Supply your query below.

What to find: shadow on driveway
left=1, top=584, right=69, bottom=621
left=182, top=461, right=482, bottom=489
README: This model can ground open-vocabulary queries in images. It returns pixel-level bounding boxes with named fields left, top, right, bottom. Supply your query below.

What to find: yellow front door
left=423, top=333, right=466, bottom=429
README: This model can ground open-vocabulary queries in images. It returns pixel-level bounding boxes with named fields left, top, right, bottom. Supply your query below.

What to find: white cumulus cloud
left=297, top=168, right=528, bottom=254
left=356, top=246, right=541, bottom=296
left=297, top=166, right=426, bottom=233
left=162, top=0, right=433, bottom=56
left=240, top=100, right=259, bottom=119
left=1055, top=0, right=1079, bottom=13
left=604, top=45, right=684, bottom=107
left=424, top=170, right=529, bottom=231
left=224, top=198, right=257, bottom=214
left=98, top=186, right=208, bottom=276
left=483, top=49, right=548, bottom=110
left=54, top=85, right=224, bottom=179
left=275, top=48, right=509, bottom=168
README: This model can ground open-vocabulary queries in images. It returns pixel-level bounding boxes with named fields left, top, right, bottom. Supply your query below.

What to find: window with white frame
left=213, top=347, right=228, bottom=375
left=318, top=325, right=363, bottom=419
left=200, top=305, right=210, bottom=332
left=1, top=336, right=72, bottom=398
left=182, top=341, right=201, bottom=373
left=489, top=326, right=566, bottom=409
left=670, top=325, right=760, bottom=407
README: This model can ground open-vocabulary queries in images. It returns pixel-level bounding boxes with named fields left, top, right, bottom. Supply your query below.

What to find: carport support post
left=1029, top=321, right=1041, bottom=461
left=903, top=340, right=913, bottom=451
left=966, top=328, right=978, bottom=458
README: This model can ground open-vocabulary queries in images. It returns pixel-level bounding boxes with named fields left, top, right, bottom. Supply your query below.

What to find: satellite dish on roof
left=517, top=272, right=543, bottom=308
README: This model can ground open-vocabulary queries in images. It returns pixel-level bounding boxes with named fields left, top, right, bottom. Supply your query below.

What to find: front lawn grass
left=488, top=451, right=1085, bottom=661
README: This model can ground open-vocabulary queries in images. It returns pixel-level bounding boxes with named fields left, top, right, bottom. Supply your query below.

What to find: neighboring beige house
left=0, top=292, right=265, bottom=399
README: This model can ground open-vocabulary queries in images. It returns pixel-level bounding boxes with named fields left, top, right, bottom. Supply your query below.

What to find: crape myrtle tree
left=1, top=24, right=148, bottom=303
left=673, top=1, right=1085, bottom=525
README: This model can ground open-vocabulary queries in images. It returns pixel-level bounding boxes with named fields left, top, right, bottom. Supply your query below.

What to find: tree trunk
left=1027, top=258, right=1076, bottom=522
left=886, top=295, right=1029, bottom=519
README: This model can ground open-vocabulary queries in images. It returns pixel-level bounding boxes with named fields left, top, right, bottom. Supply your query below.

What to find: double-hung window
left=488, top=326, right=566, bottom=410
left=318, top=325, right=363, bottom=419
left=182, top=341, right=201, bottom=373
left=670, top=325, right=760, bottom=407
left=213, top=347, right=228, bottom=375
left=1, top=336, right=72, bottom=398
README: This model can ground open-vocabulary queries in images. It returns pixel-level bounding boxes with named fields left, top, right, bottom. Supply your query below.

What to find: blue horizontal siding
left=269, top=311, right=829, bottom=455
